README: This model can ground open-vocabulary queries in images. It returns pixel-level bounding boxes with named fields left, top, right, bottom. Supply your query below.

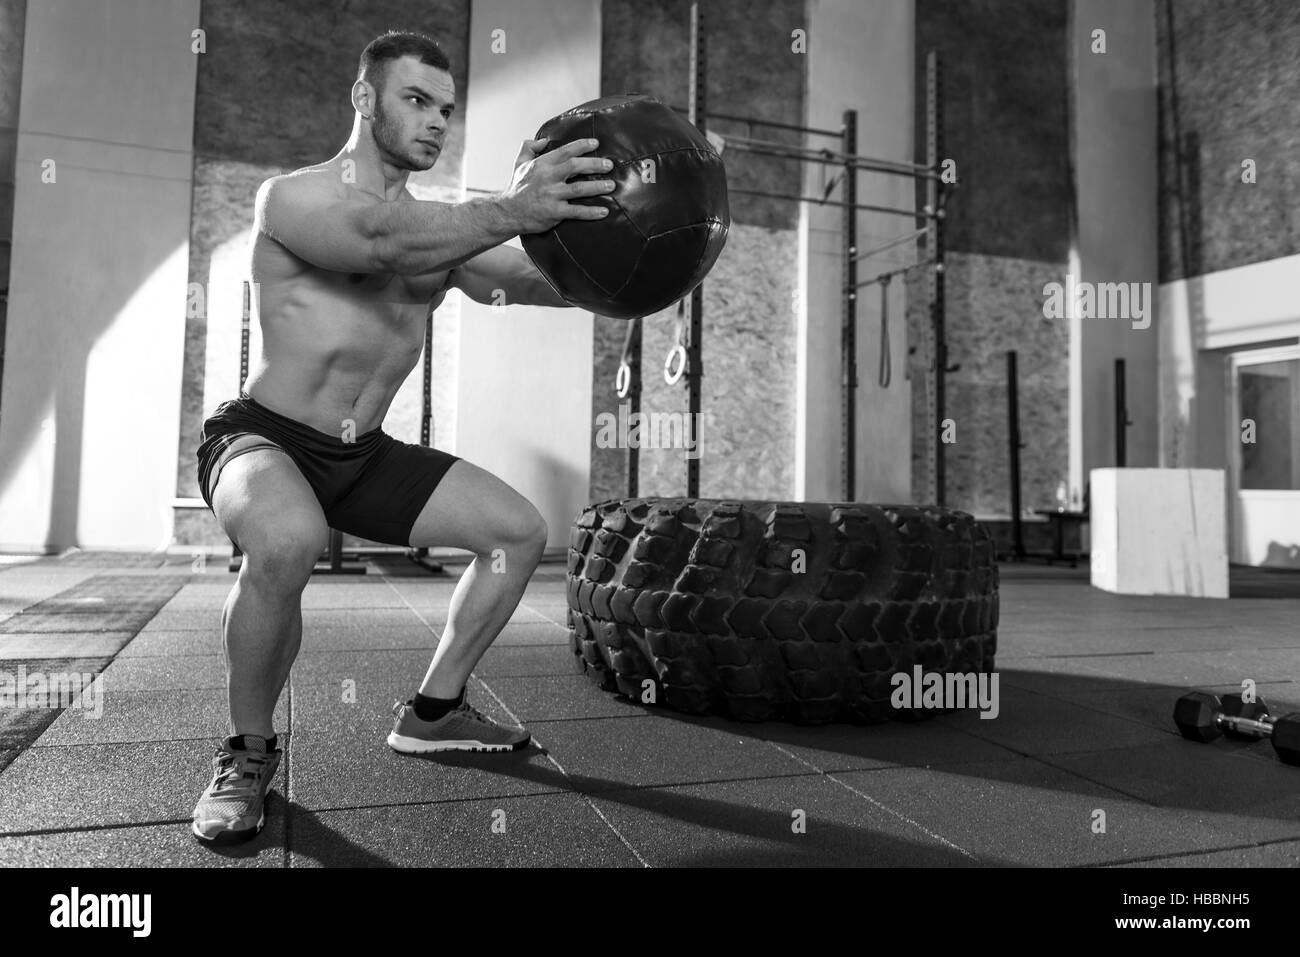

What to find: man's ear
left=351, top=79, right=375, bottom=119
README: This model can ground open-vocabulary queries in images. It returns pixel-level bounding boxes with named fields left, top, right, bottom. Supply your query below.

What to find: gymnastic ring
left=615, top=361, right=631, bottom=398
left=664, top=344, right=688, bottom=385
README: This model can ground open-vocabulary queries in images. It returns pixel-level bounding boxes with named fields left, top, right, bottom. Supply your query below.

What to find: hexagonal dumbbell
left=1173, top=691, right=1300, bottom=766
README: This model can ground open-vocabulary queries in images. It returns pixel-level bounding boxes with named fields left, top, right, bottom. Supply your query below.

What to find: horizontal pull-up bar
left=729, top=186, right=933, bottom=220
left=853, top=226, right=930, bottom=263
left=668, top=103, right=842, bottom=139
left=720, top=134, right=939, bottom=180
left=855, top=260, right=934, bottom=289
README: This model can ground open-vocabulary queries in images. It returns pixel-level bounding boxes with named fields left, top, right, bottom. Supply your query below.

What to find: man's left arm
left=449, top=245, right=570, bottom=308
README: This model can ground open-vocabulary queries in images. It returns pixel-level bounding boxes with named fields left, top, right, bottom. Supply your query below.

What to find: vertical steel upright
left=841, top=110, right=858, bottom=502
left=686, top=1, right=706, bottom=499
left=925, top=49, right=947, bottom=507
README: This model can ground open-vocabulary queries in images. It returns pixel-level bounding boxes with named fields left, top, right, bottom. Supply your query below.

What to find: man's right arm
left=259, top=176, right=517, bottom=276
left=259, top=138, right=614, bottom=276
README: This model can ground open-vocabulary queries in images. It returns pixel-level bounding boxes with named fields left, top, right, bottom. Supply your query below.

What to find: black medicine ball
left=520, top=93, right=730, bottom=321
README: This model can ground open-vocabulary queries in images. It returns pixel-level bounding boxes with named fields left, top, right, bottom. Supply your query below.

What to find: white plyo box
left=1090, top=468, right=1228, bottom=598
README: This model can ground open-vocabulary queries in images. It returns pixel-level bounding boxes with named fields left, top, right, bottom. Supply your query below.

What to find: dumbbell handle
left=1217, top=712, right=1275, bottom=739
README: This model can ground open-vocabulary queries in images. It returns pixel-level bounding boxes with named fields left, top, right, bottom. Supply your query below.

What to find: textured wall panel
left=1157, top=0, right=1300, bottom=280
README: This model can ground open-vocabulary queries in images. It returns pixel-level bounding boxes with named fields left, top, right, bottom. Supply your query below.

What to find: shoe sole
left=387, top=731, right=530, bottom=754
left=191, top=807, right=266, bottom=845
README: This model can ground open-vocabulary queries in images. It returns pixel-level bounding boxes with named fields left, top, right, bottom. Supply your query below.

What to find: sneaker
left=387, top=697, right=530, bottom=754
left=191, top=735, right=281, bottom=844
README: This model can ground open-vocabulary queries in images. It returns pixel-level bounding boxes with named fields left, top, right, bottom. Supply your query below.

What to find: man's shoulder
left=255, top=164, right=364, bottom=238
left=257, top=165, right=348, bottom=206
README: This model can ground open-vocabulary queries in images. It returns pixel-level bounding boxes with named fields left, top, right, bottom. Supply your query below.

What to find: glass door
left=1228, top=347, right=1300, bottom=566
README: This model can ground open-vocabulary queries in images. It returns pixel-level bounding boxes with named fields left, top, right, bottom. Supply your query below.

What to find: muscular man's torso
left=245, top=165, right=448, bottom=437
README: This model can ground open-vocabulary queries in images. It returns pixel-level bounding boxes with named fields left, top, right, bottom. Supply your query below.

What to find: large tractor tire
left=566, top=498, right=998, bottom=724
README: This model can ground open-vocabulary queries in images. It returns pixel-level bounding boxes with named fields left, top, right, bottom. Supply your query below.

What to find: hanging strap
left=664, top=298, right=688, bottom=385
left=878, top=275, right=892, bottom=388
left=615, top=314, right=641, bottom=398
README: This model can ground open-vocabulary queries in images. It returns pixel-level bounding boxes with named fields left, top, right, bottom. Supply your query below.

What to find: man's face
left=370, top=56, right=455, bottom=172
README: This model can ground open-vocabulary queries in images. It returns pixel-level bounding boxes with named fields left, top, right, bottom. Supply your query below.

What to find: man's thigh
left=403, top=459, right=546, bottom=553
left=211, top=436, right=327, bottom=555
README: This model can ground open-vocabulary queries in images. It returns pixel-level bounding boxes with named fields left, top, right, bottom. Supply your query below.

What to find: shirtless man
left=191, top=31, right=614, bottom=844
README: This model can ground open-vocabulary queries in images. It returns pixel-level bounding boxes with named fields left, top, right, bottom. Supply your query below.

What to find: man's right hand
left=502, top=137, right=615, bottom=235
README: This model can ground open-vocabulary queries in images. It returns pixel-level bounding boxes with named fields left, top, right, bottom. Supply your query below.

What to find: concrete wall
left=911, top=0, right=1073, bottom=514
left=1157, top=0, right=1300, bottom=282
left=0, top=0, right=199, bottom=551
left=1069, top=0, right=1160, bottom=507
left=594, top=0, right=804, bottom=504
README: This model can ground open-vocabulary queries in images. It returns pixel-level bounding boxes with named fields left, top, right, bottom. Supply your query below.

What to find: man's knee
left=490, top=505, right=547, bottom=557
left=239, top=521, right=327, bottom=592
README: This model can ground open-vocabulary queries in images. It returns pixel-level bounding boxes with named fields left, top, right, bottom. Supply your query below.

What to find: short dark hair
left=358, top=31, right=450, bottom=94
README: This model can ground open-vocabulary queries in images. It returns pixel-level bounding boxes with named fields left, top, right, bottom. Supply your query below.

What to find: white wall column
left=457, top=0, right=600, bottom=547
left=0, top=0, right=199, bottom=551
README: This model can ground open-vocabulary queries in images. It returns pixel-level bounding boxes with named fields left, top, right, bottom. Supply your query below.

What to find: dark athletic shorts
left=195, top=393, right=460, bottom=546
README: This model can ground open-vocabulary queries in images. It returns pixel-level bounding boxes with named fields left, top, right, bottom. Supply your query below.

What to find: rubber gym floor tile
left=158, top=593, right=234, bottom=612
left=481, top=674, right=648, bottom=722
left=0, top=709, right=59, bottom=751
left=998, top=624, right=1300, bottom=658
left=0, top=632, right=134, bottom=659
left=0, top=610, right=156, bottom=633
left=991, top=654, right=1215, bottom=694
left=297, top=622, right=441, bottom=654
left=0, top=739, right=285, bottom=833
left=35, top=688, right=289, bottom=746
left=1172, top=647, right=1300, bottom=684
left=586, top=774, right=977, bottom=867
left=289, top=671, right=514, bottom=741
left=1047, top=740, right=1300, bottom=824
left=287, top=793, right=642, bottom=867
left=515, top=609, right=568, bottom=631
left=1008, top=650, right=1300, bottom=691
left=137, top=609, right=222, bottom=632
left=829, top=760, right=1295, bottom=866
left=0, top=569, right=101, bottom=600
left=516, top=599, right=568, bottom=615
left=1111, top=840, right=1300, bottom=867
left=292, top=644, right=575, bottom=688
left=486, top=619, right=571, bottom=646
left=1002, top=593, right=1299, bottom=631
left=119, top=629, right=224, bottom=658
left=290, top=647, right=432, bottom=686
left=526, top=714, right=817, bottom=791
left=996, top=660, right=1182, bottom=695
left=90, top=654, right=227, bottom=692
left=473, top=643, right=576, bottom=678
left=723, top=715, right=1027, bottom=773
left=0, top=817, right=287, bottom=867
left=298, top=584, right=413, bottom=610
left=938, top=685, right=1173, bottom=756
left=285, top=730, right=568, bottom=813
left=998, top=673, right=1300, bottom=733
left=299, top=607, right=432, bottom=628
